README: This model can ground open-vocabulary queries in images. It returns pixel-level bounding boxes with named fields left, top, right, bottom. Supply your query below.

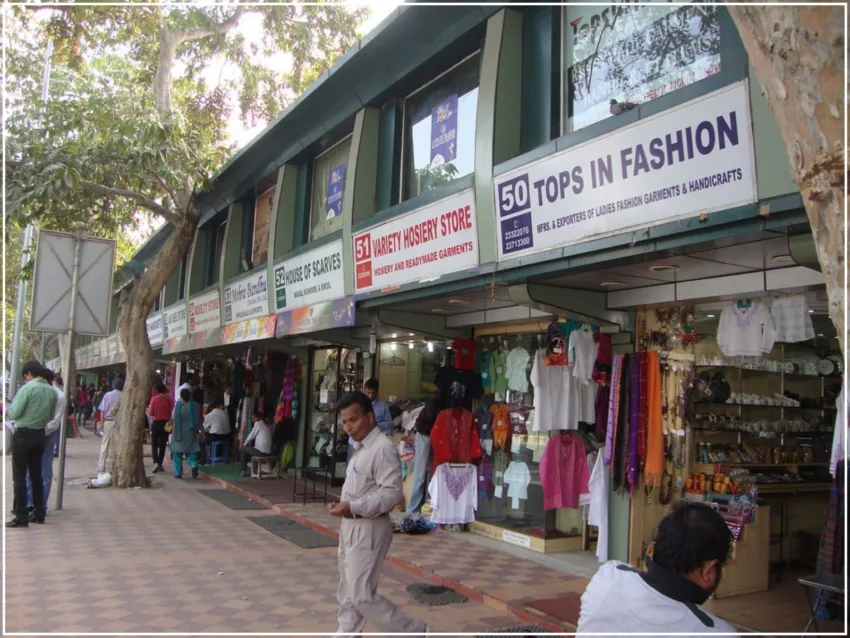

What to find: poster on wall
left=353, top=189, right=479, bottom=294
left=495, top=82, right=756, bottom=261
left=567, top=1, right=721, bottom=131
left=146, top=313, right=164, bottom=347
left=189, top=289, right=221, bottom=334
left=430, top=94, right=458, bottom=166
left=274, top=239, right=345, bottom=311
left=223, top=271, right=268, bottom=324
left=326, top=165, right=346, bottom=219
left=275, top=296, right=355, bottom=338
left=253, top=186, right=275, bottom=266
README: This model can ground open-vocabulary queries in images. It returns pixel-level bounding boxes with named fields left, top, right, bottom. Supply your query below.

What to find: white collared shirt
left=341, top=427, right=403, bottom=518
left=45, top=387, right=66, bottom=435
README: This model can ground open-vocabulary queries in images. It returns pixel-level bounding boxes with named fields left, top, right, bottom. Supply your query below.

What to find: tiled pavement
left=3, top=437, right=551, bottom=636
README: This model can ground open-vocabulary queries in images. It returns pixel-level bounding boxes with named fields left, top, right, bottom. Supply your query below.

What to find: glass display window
left=376, top=339, right=446, bottom=403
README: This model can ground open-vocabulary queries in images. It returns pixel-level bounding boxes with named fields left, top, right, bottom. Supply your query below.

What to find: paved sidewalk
left=3, top=437, right=537, bottom=636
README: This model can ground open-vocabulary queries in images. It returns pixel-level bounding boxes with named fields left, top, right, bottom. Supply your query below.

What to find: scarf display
left=613, top=356, right=631, bottom=491
left=627, top=354, right=640, bottom=491
left=604, top=354, right=625, bottom=467
left=644, top=351, right=665, bottom=486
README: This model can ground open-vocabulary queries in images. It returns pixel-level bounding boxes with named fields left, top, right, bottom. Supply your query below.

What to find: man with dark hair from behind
left=329, top=391, right=426, bottom=636
left=7, top=361, right=56, bottom=528
left=577, top=501, right=737, bottom=635
left=24, top=370, right=66, bottom=522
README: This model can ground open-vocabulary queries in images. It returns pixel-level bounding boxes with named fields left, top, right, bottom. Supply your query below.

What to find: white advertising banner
left=494, top=82, right=756, bottom=261
left=189, top=289, right=221, bottom=334
left=146, top=313, right=164, bottom=346
left=163, top=304, right=188, bottom=339
left=353, top=189, right=479, bottom=293
left=223, top=271, right=269, bottom=324
left=274, top=239, right=345, bottom=311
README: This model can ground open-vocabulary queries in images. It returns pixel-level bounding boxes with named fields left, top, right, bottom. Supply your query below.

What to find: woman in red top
left=148, top=383, right=174, bottom=473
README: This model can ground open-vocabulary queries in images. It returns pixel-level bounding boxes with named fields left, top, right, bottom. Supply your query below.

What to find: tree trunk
left=727, top=4, right=847, bottom=353
left=112, top=210, right=199, bottom=487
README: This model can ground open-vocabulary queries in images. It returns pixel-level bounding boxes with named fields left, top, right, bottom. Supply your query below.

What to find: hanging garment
left=594, top=384, right=610, bottom=438
left=506, top=347, right=531, bottom=393
left=604, top=354, right=625, bottom=467
left=452, top=338, right=477, bottom=371
left=644, top=351, right=665, bottom=486
left=580, top=452, right=596, bottom=518
left=830, top=383, right=847, bottom=477
left=570, top=327, right=598, bottom=382
left=430, top=408, right=482, bottom=473
left=504, top=460, right=531, bottom=508
left=428, top=463, right=478, bottom=525
left=627, top=354, right=641, bottom=490
left=717, top=302, right=776, bottom=356
left=492, top=449, right=510, bottom=495
left=587, top=450, right=610, bottom=563
left=477, top=349, right=494, bottom=395
left=531, top=349, right=579, bottom=431
left=771, top=294, right=816, bottom=343
left=817, top=460, right=845, bottom=577
left=613, top=356, right=631, bottom=491
left=479, top=454, right=493, bottom=501
left=489, top=348, right=509, bottom=397
left=592, top=333, right=613, bottom=385
left=539, top=431, right=590, bottom=510
left=435, top=366, right=482, bottom=410
left=490, top=403, right=511, bottom=452
left=578, top=377, right=597, bottom=425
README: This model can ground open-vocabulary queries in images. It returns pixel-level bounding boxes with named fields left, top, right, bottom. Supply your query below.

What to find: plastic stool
left=208, top=440, right=229, bottom=465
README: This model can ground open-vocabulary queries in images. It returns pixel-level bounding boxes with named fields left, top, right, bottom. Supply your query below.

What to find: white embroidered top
left=506, top=347, right=531, bottom=393
left=717, top=302, right=776, bottom=356
left=428, top=463, right=478, bottom=525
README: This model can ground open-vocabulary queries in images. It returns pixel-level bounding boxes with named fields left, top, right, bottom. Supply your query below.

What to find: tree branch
left=80, top=179, right=183, bottom=226
left=148, top=170, right=179, bottom=210
left=180, top=6, right=247, bottom=43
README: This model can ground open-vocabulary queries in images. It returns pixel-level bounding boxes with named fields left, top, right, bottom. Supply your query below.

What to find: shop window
left=177, top=255, right=188, bottom=300
left=310, top=137, right=352, bottom=241
left=253, top=186, right=275, bottom=266
left=211, top=220, right=226, bottom=285
left=376, top=340, right=446, bottom=402
left=402, top=54, right=480, bottom=201
left=563, top=1, right=722, bottom=132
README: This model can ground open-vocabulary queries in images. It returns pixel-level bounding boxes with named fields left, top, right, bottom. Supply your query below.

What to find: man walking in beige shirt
left=329, top=391, right=427, bottom=636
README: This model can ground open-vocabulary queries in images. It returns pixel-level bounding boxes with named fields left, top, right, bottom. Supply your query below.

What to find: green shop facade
left=53, top=2, right=833, bottom=567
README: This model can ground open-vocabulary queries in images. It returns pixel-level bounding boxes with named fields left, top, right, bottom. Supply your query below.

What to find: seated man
left=577, top=501, right=737, bottom=636
left=203, top=398, right=231, bottom=462
left=238, top=411, right=272, bottom=477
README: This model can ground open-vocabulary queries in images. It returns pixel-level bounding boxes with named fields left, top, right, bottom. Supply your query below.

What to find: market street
left=3, top=436, right=527, bottom=636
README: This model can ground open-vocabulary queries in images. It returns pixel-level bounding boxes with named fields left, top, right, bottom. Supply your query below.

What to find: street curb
left=198, top=470, right=575, bottom=634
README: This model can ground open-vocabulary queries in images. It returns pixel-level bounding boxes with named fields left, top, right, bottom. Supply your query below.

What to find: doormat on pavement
left=247, top=516, right=338, bottom=548
left=197, top=489, right=267, bottom=510
left=405, top=583, right=468, bottom=606
left=475, top=626, right=550, bottom=637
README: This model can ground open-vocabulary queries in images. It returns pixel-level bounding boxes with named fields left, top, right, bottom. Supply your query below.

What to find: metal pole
left=38, top=333, right=46, bottom=363
left=55, top=223, right=84, bottom=511
left=8, top=225, right=34, bottom=401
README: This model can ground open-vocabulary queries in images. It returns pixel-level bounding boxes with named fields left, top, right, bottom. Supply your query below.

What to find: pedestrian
left=328, top=391, right=427, bottom=635
left=238, top=411, right=272, bottom=477
left=577, top=501, right=736, bottom=635
left=147, top=382, right=173, bottom=474
left=77, top=384, right=90, bottom=428
left=93, top=384, right=106, bottom=435
left=24, top=370, right=66, bottom=522
left=170, top=388, right=202, bottom=479
left=96, top=378, right=123, bottom=474
left=7, top=361, right=57, bottom=528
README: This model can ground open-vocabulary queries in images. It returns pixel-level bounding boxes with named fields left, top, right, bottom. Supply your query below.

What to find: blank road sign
left=29, top=229, right=117, bottom=336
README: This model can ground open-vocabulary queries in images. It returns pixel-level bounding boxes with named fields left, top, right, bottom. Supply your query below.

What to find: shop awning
left=220, top=314, right=277, bottom=345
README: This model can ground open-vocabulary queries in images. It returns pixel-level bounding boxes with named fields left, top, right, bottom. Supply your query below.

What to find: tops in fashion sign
left=223, top=271, right=268, bottom=325
left=494, top=82, right=756, bottom=261
left=353, top=189, right=479, bottom=294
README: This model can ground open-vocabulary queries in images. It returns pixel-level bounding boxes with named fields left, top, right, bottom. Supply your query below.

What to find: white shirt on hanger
left=717, top=302, right=776, bottom=356
left=830, top=383, right=847, bottom=477
left=504, top=460, right=531, bottom=500
left=587, top=450, right=610, bottom=563
left=771, top=294, right=815, bottom=343
left=569, top=328, right=597, bottom=382
left=428, top=463, right=477, bottom=525
left=506, top=347, right=531, bottom=393
left=531, top=350, right=579, bottom=431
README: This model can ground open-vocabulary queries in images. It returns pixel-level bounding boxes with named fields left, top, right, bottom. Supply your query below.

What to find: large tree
left=5, top=2, right=368, bottom=486
left=727, top=3, right=846, bottom=353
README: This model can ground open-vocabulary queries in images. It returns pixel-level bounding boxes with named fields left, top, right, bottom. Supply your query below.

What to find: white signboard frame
left=163, top=303, right=188, bottom=339
left=189, top=289, right=221, bottom=334
left=353, top=189, right=479, bottom=294
left=494, top=82, right=757, bottom=262
left=274, top=239, right=345, bottom=312
left=146, top=313, right=164, bottom=347
left=223, top=270, right=269, bottom=325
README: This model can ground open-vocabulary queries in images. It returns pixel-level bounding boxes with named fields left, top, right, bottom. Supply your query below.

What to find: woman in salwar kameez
left=170, top=388, right=202, bottom=479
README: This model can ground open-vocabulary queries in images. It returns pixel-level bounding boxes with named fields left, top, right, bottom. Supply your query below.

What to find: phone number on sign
left=504, top=236, right=531, bottom=252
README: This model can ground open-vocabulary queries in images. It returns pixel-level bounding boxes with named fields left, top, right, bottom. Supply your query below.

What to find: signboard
left=223, top=271, right=269, bottom=325
left=163, top=304, right=188, bottom=339
left=326, top=165, right=346, bottom=219
left=567, top=1, right=721, bottom=131
left=30, top=230, right=117, bottom=335
left=189, top=289, right=221, bottom=334
left=147, top=314, right=164, bottom=347
left=274, top=240, right=345, bottom=312
left=495, top=82, right=756, bottom=261
left=220, top=315, right=276, bottom=345
left=275, top=296, right=355, bottom=338
left=353, top=189, right=479, bottom=293
left=501, top=530, right=532, bottom=549
left=253, top=186, right=275, bottom=266
left=107, top=334, right=118, bottom=358
left=430, top=95, right=458, bottom=166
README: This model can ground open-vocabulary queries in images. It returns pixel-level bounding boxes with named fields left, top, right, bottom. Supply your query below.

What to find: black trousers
left=12, top=428, right=47, bottom=521
left=150, top=420, right=169, bottom=466
left=240, top=446, right=263, bottom=471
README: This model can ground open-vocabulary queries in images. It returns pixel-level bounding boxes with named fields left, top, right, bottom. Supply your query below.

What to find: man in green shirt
left=7, top=361, right=56, bottom=528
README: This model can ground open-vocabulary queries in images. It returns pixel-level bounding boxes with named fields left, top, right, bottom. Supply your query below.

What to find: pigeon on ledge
left=610, top=99, right=638, bottom=116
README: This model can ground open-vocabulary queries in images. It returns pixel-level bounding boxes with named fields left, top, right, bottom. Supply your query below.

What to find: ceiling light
left=409, top=333, right=414, bottom=337
left=772, top=254, right=795, bottom=264
left=391, top=333, right=398, bottom=339
left=391, top=342, right=397, bottom=351
left=600, top=281, right=627, bottom=288
left=649, top=264, right=680, bottom=272
left=706, top=314, right=716, bottom=318
left=809, top=309, right=815, bottom=314
left=817, top=333, right=824, bottom=338
left=448, top=299, right=470, bottom=305
left=431, top=308, right=445, bottom=313
left=408, top=342, right=414, bottom=350
left=427, top=341, right=434, bottom=352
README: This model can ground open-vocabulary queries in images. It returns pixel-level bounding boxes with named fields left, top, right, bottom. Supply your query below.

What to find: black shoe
left=191, top=467, right=199, bottom=479
left=152, top=465, right=161, bottom=474
left=6, top=519, right=28, bottom=528
left=28, top=513, right=45, bottom=524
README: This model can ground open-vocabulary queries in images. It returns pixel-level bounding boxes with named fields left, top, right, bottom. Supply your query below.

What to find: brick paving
left=3, top=437, right=541, bottom=636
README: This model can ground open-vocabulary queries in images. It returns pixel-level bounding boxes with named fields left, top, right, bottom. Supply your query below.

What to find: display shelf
left=693, top=402, right=836, bottom=412
left=693, top=462, right=830, bottom=474
left=692, top=426, right=833, bottom=434
left=695, top=365, right=828, bottom=381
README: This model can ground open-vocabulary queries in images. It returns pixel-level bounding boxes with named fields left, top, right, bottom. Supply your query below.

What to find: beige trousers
left=97, top=420, right=115, bottom=473
left=336, top=517, right=425, bottom=635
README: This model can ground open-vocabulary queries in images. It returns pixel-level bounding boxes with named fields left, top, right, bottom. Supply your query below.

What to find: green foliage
left=415, top=163, right=461, bottom=194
